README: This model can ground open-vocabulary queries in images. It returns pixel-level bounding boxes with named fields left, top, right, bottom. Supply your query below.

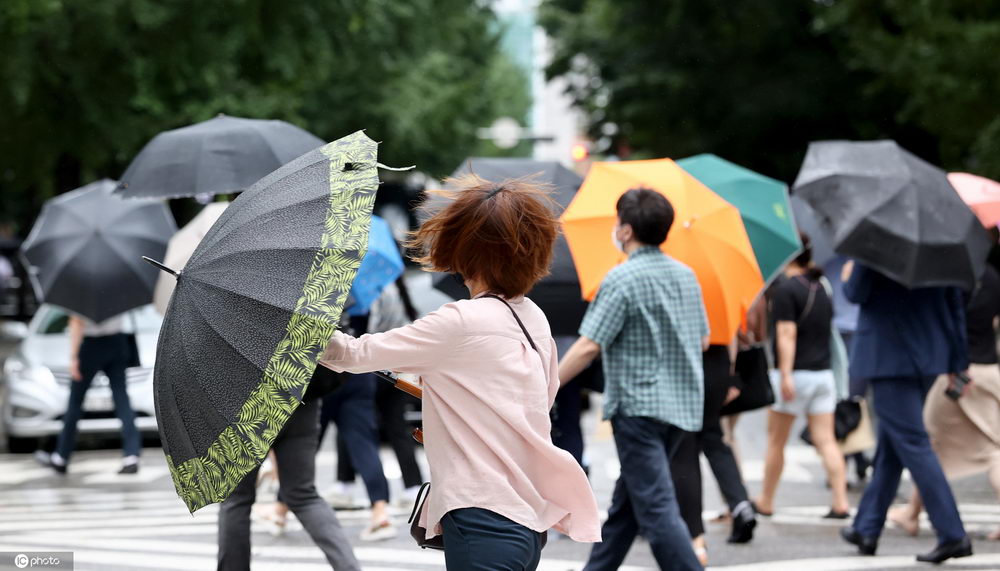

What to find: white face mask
left=611, top=227, right=624, bottom=252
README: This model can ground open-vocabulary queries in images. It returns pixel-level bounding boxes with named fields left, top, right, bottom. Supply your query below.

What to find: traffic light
left=571, top=143, right=589, bottom=162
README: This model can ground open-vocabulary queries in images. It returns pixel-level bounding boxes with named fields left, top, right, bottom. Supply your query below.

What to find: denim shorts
left=769, top=369, right=837, bottom=416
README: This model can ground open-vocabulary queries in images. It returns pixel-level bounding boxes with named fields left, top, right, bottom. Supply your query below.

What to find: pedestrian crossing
left=2, top=447, right=999, bottom=570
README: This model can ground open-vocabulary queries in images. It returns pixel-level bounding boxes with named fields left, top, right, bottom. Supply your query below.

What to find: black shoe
left=823, top=509, right=851, bottom=520
left=727, top=503, right=757, bottom=544
left=51, top=461, right=67, bottom=475
left=916, top=536, right=972, bottom=564
left=840, top=526, right=878, bottom=556
left=118, top=463, right=139, bottom=475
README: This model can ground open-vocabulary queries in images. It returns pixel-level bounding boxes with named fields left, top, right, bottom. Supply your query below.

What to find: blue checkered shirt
left=579, top=246, right=708, bottom=431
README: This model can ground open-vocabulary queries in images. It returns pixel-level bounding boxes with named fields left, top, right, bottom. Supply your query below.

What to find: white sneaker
left=396, top=486, right=421, bottom=509
left=360, top=520, right=398, bottom=542
left=322, top=485, right=362, bottom=510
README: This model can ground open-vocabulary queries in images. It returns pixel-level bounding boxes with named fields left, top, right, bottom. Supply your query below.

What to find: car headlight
left=3, top=355, right=55, bottom=385
left=12, top=405, right=39, bottom=418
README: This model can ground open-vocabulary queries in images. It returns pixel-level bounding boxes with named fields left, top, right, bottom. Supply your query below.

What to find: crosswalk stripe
left=714, top=553, right=1000, bottom=570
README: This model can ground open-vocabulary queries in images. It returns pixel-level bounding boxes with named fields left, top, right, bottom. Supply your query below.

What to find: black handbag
left=800, top=398, right=863, bottom=445
left=720, top=346, right=775, bottom=416
left=125, top=333, right=142, bottom=368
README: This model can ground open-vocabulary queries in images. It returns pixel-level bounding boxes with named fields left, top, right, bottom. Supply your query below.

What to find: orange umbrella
left=948, top=172, right=1000, bottom=228
left=562, top=159, right=763, bottom=345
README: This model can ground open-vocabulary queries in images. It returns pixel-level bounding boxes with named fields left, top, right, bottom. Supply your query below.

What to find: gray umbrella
left=20, top=179, right=176, bottom=322
left=793, top=140, right=991, bottom=290
left=117, top=114, right=325, bottom=199
left=428, top=158, right=586, bottom=336
left=789, top=195, right=835, bottom=267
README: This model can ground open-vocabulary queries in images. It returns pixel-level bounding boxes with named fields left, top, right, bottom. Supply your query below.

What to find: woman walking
left=47, top=312, right=141, bottom=474
left=321, top=177, right=601, bottom=570
left=754, top=240, right=850, bottom=518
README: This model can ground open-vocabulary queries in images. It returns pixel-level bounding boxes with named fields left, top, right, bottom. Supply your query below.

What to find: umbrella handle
left=373, top=370, right=423, bottom=399
left=142, top=256, right=179, bottom=278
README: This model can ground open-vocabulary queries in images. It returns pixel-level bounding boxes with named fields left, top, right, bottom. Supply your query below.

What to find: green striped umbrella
left=677, top=154, right=801, bottom=283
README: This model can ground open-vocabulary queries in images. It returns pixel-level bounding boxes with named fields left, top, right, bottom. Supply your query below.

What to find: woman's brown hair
left=409, top=175, right=559, bottom=298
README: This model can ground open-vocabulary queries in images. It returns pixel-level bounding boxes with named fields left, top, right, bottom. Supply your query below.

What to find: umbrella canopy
left=118, top=114, right=325, bottom=200
left=152, top=131, right=380, bottom=511
left=789, top=195, right=836, bottom=266
left=153, top=202, right=229, bottom=315
left=793, top=140, right=991, bottom=290
left=429, top=157, right=587, bottom=335
left=20, top=179, right=176, bottom=323
left=948, top=172, right=1000, bottom=228
left=677, top=154, right=801, bottom=284
left=347, top=215, right=404, bottom=316
left=562, top=159, right=764, bottom=345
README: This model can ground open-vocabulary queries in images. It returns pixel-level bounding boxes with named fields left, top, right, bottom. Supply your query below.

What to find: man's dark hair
left=615, top=187, right=675, bottom=246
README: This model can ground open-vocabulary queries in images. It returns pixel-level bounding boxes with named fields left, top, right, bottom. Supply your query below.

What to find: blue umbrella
left=347, top=215, right=404, bottom=315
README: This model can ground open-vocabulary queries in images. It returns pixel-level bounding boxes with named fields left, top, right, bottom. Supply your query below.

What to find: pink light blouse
left=320, top=295, right=601, bottom=542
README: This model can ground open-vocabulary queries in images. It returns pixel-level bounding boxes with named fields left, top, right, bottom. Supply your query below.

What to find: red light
left=571, top=144, right=589, bottom=161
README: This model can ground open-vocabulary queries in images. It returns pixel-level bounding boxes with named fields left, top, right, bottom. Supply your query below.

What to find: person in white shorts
left=754, top=236, right=850, bottom=519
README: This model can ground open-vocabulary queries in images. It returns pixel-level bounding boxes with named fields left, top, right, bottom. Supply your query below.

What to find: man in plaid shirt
left=560, top=187, right=708, bottom=571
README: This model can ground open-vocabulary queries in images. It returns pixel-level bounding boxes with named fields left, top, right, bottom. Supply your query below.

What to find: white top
left=81, top=314, right=124, bottom=337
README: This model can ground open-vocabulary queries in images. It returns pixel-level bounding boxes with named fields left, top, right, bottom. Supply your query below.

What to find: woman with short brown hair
left=320, top=176, right=601, bottom=570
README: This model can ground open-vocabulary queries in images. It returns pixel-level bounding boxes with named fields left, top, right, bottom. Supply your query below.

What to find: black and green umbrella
left=150, top=131, right=380, bottom=511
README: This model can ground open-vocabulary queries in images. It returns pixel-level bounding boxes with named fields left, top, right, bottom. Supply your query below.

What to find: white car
left=2, top=304, right=162, bottom=452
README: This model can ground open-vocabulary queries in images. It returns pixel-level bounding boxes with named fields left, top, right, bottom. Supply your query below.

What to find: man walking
left=839, top=262, right=973, bottom=564
left=560, top=187, right=708, bottom=570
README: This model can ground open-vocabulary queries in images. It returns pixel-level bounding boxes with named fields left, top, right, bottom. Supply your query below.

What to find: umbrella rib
left=189, top=195, right=334, bottom=265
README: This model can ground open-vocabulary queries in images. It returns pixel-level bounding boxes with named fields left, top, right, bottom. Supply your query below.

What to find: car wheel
left=6, top=435, right=39, bottom=454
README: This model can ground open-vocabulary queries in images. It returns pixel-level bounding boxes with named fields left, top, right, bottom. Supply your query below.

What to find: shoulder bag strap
left=795, top=275, right=819, bottom=325
left=484, top=294, right=539, bottom=352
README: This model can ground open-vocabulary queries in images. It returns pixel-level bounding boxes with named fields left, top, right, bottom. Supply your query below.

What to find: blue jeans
left=583, top=415, right=702, bottom=571
left=319, top=373, right=390, bottom=504
left=853, top=376, right=966, bottom=543
left=442, top=508, right=543, bottom=571
left=56, top=334, right=140, bottom=461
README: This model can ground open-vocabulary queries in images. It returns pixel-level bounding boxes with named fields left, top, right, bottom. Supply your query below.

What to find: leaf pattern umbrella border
left=164, top=131, right=379, bottom=512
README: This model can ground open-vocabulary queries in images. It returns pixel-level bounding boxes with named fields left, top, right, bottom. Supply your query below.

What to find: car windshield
left=32, top=305, right=162, bottom=335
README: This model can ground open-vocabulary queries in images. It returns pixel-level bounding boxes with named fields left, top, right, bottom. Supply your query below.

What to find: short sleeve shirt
left=770, top=275, right=832, bottom=370
left=579, top=246, right=708, bottom=431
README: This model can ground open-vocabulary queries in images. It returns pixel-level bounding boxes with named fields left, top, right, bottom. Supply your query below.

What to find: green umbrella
left=677, top=154, right=801, bottom=284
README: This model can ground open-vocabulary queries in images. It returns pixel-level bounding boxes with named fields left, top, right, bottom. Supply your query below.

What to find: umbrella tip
left=142, top=256, right=179, bottom=278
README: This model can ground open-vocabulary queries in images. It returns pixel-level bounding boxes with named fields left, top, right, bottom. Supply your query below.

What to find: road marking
left=714, top=553, right=1000, bottom=570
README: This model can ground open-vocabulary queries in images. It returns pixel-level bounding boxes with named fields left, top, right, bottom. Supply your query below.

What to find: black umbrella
left=150, top=131, right=380, bottom=512
left=792, top=140, right=991, bottom=290
left=20, top=179, right=175, bottom=323
left=428, top=158, right=586, bottom=335
left=117, top=114, right=325, bottom=199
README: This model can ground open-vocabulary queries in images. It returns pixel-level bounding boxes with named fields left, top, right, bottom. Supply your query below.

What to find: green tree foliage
left=0, top=0, right=530, bottom=233
left=540, top=0, right=999, bottom=181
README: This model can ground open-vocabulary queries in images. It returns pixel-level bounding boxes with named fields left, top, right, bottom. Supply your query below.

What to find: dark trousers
left=672, top=346, right=750, bottom=537
left=442, top=508, right=543, bottom=571
left=338, top=382, right=423, bottom=489
left=583, top=416, right=702, bottom=571
left=700, top=354, right=750, bottom=513
left=56, top=334, right=140, bottom=460
left=218, top=400, right=359, bottom=571
left=551, top=378, right=585, bottom=466
left=853, top=376, right=966, bottom=543
left=320, top=373, right=390, bottom=504
left=671, top=430, right=703, bottom=537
